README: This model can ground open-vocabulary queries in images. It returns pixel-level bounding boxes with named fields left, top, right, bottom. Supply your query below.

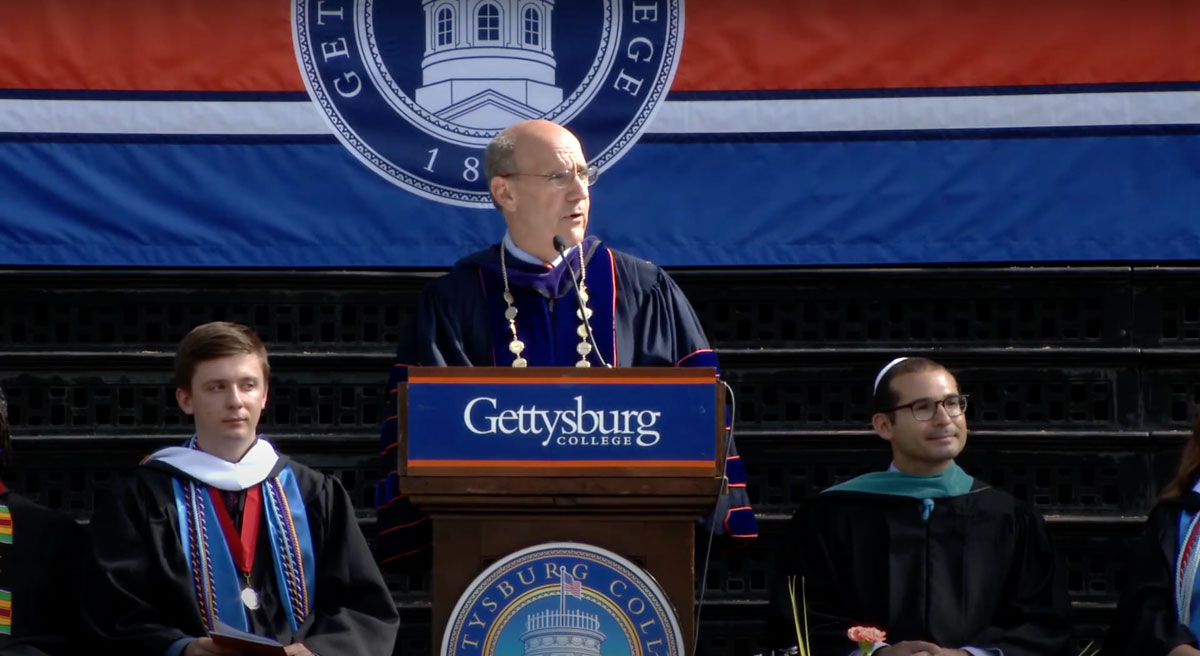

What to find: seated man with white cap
left=774, top=357, right=1071, bottom=656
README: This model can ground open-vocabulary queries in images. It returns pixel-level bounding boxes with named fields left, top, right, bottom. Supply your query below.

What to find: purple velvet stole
left=469, top=236, right=617, bottom=366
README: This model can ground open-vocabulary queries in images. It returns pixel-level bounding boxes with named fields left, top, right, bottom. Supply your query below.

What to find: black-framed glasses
left=502, top=165, right=598, bottom=189
left=885, top=394, right=969, bottom=421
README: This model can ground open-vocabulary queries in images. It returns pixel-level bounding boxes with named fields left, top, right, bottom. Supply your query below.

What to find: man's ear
left=175, top=387, right=195, bottom=416
left=872, top=412, right=893, bottom=442
left=490, top=175, right=516, bottom=212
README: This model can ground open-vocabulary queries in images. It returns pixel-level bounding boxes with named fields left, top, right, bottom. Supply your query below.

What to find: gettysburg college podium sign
left=402, top=367, right=721, bottom=476
left=396, top=367, right=725, bottom=653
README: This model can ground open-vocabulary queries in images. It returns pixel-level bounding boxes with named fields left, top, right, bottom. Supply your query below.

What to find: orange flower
left=847, top=626, right=887, bottom=644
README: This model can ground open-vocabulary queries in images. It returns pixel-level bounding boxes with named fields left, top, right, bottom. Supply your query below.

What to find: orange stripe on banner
left=12, top=1, right=1189, bottom=95
left=412, top=376, right=711, bottom=385
left=0, top=0, right=303, bottom=91
left=2, top=1, right=1197, bottom=94
left=676, top=0, right=1200, bottom=91
left=408, top=459, right=713, bottom=468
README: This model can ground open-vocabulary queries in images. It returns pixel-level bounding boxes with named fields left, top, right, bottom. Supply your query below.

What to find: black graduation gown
left=773, top=482, right=1070, bottom=656
left=1102, top=493, right=1200, bottom=656
left=375, top=238, right=758, bottom=568
left=0, top=490, right=85, bottom=656
left=397, top=238, right=713, bottom=368
left=84, top=457, right=399, bottom=656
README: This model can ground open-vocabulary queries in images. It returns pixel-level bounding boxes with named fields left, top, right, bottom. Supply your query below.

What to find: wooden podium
left=396, top=367, right=725, bottom=653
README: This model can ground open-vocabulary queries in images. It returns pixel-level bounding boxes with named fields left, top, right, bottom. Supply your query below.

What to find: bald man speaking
left=374, top=120, right=757, bottom=567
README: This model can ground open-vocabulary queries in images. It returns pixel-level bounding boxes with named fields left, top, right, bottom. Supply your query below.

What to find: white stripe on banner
left=1, top=91, right=1198, bottom=135
left=649, top=91, right=1200, bottom=134
left=0, top=99, right=330, bottom=135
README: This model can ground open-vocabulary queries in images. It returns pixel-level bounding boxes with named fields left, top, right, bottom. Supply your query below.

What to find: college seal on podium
left=442, top=541, right=684, bottom=656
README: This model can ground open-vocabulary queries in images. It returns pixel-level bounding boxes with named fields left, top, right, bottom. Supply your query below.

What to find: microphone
left=554, top=236, right=610, bottom=367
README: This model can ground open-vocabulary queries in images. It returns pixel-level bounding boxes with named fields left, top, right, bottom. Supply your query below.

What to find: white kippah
left=873, top=357, right=910, bottom=394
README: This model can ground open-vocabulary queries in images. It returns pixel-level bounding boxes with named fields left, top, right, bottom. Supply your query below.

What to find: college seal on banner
left=442, top=541, right=684, bottom=656
left=292, top=0, right=685, bottom=207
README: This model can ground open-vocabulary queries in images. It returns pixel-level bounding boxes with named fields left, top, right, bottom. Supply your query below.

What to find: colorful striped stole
left=172, top=467, right=315, bottom=632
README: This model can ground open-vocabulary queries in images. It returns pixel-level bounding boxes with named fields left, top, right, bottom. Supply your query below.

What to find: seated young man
left=86, top=321, right=398, bottom=656
left=774, top=357, right=1071, bottom=656
left=0, top=386, right=86, bottom=655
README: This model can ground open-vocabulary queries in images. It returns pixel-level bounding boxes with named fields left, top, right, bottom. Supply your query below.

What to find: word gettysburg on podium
left=397, top=367, right=724, bottom=477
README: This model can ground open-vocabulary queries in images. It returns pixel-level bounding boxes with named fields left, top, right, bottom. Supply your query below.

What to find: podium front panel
left=400, top=367, right=723, bottom=477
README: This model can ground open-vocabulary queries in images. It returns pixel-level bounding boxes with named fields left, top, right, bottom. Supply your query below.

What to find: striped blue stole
left=171, top=466, right=316, bottom=632
left=1177, top=486, right=1200, bottom=637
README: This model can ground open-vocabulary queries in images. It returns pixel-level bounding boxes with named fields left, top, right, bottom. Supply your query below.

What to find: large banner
left=1, top=0, right=1198, bottom=268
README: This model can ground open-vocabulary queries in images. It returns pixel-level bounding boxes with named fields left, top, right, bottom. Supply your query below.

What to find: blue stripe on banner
left=0, top=140, right=501, bottom=267
left=1, top=135, right=1199, bottom=267
left=596, top=136, right=1200, bottom=266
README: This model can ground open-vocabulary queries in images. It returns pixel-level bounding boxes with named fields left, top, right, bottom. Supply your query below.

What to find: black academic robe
left=0, top=490, right=85, bottom=656
left=84, top=457, right=399, bottom=656
left=398, top=238, right=712, bottom=369
left=1102, top=493, right=1200, bottom=656
left=774, top=482, right=1070, bottom=656
left=375, top=237, right=758, bottom=567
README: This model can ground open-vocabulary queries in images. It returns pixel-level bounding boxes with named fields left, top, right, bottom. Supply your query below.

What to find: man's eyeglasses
left=502, top=166, right=599, bottom=189
left=885, top=394, right=969, bottom=421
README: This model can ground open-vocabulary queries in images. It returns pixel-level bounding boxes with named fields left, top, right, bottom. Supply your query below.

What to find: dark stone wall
left=3, top=265, right=1196, bottom=654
